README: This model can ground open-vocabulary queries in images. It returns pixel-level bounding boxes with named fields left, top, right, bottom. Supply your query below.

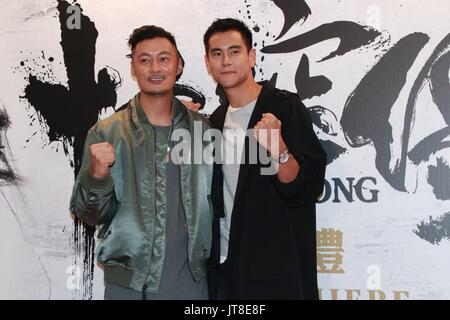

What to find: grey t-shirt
left=148, top=125, right=207, bottom=300
left=220, top=99, right=257, bottom=263
left=105, top=124, right=207, bottom=300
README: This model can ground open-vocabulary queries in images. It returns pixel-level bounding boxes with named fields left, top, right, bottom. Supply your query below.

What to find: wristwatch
left=279, top=149, right=290, bottom=164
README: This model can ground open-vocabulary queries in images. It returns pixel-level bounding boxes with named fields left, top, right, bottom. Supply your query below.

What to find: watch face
left=279, top=150, right=290, bottom=164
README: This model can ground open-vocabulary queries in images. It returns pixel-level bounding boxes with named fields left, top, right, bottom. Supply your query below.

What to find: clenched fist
left=253, top=113, right=287, bottom=160
left=90, top=142, right=115, bottom=179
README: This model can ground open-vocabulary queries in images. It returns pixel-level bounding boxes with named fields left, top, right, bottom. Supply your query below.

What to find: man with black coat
left=202, top=18, right=327, bottom=299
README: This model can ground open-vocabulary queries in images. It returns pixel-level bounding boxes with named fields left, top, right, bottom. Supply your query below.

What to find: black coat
left=207, top=81, right=327, bottom=300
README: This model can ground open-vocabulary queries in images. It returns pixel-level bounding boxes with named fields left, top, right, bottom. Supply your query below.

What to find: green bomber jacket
left=69, top=93, right=213, bottom=293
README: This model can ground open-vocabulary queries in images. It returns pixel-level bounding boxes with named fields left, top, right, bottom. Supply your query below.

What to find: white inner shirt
left=220, top=99, right=257, bottom=263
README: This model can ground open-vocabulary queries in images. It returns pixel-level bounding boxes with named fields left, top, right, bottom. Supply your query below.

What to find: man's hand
left=181, top=100, right=201, bottom=112
left=90, top=142, right=115, bottom=179
left=253, top=113, right=287, bottom=160
left=254, top=113, right=300, bottom=182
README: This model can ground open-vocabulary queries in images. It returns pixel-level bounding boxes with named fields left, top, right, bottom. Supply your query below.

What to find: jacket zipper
left=142, top=126, right=157, bottom=298
left=180, top=163, right=194, bottom=277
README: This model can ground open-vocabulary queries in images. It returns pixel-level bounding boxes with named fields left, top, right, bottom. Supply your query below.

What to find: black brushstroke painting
left=23, top=1, right=120, bottom=176
left=173, top=84, right=206, bottom=109
left=341, top=33, right=430, bottom=191
left=262, top=21, right=384, bottom=62
left=271, top=0, right=311, bottom=40
left=0, top=105, right=51, bottom=299
left=308, top=105, right=346, bottom=165
left=255, top=0, right=450, bottom=237
left=19, top=0, right=209, bottom=299
left=11, top=0, right=449, bottom=298
left=308, top=106, right=339, bottom=137
left=21, top=0, right=120, bottom=299
left=115, top=83, right=207, bottom=113
left=408, top=127, right=450, bottom=165
left=320, top=140, right=347, bottom=165
left=0, top=105, right=17, bottom=186
left=264, top=71, right=346, bottom=164
left=430, top=48, right=450, bottom=125
left=399, top=34, right=450, bottom=192
left=295, top=54, right=332, bottom=99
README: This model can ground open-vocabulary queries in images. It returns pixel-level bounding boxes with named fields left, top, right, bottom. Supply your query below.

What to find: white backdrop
left=0, top=0, right=449, bottom=299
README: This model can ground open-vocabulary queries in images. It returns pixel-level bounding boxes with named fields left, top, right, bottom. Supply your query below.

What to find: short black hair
left=203, top=18, right=253, bottom=53
left=127, top=25, right=184, bottom=80
left=128, top=25, right=177, bottom=53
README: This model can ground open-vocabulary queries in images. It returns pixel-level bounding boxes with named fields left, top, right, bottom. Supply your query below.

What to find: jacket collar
left=128, top=92, right=187, bottom=146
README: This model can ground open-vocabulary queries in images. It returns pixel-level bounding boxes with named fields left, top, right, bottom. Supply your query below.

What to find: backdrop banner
left=0, top=0, right=449, bottom=299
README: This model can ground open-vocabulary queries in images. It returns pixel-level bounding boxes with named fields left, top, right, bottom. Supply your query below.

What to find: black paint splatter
left=427, top=157, right=450, bottom=201
left=271, top=0, right=311, bottom=40
left=414, top=212, right=450, bottom=245
left=22, top=1, right=121, bottom=175
left=262, top=21, right=384, bottom=62
left=21, top=0, right=121, bottom=299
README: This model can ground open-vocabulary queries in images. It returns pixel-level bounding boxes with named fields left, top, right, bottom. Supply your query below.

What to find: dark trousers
left=104, top=282, right=144, bottom=300
left=217, top=259, right=229, bottom=300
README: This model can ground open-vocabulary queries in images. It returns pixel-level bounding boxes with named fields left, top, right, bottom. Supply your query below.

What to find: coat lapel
left=209, top=104, right=228, bottom=218
left=210, top=104, right=228, bottom=131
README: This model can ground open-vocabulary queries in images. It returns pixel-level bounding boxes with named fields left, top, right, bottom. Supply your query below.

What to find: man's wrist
left=278, top=149, right=290, bottom=164
left=270, top=139, right=287, bottom=161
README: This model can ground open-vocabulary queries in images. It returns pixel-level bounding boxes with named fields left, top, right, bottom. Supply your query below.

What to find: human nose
left=149, top=59, right=161, bottom=72
left=221, top=52, right=232, bottom=66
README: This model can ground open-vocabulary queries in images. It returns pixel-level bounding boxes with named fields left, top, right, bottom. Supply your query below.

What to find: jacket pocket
left=100, top=259, right=138, bottom=271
